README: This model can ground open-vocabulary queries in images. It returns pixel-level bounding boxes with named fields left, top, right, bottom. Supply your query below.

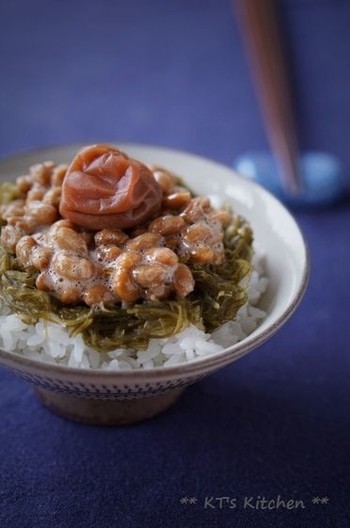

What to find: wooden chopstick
left=233, top=0, right=301, bottom=194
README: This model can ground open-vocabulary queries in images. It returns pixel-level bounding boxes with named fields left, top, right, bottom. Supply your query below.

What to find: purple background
left=1, top=1, right=350, bottom=527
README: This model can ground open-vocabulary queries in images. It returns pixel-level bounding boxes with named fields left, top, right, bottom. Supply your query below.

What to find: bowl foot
left=35, top=386, right=185, bottom=425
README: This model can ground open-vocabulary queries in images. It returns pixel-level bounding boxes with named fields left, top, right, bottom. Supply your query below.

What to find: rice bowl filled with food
left=0, top=144, right=308, bottom=424
left=0, top=144, right=267, bottom=370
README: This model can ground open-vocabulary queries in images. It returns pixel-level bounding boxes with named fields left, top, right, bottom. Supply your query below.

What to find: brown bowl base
left=35, top=386, right=185, bottom=425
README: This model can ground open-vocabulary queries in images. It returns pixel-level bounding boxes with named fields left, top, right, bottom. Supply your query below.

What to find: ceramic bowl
left=0, top=144, right=309, bottom=425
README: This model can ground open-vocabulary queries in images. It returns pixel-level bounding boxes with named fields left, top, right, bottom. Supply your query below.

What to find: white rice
left=0, top=253, right=268, bottom=370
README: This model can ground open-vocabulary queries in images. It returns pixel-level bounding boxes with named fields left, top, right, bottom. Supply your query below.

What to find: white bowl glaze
left=0, top=144, right=309, bottom=424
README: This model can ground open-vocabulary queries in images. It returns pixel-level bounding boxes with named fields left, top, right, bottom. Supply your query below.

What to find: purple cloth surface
left=1, top=1, right=350, bottom=527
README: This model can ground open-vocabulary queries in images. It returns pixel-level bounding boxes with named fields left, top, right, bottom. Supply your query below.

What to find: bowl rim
left=0, top=142, right=310, bottom=380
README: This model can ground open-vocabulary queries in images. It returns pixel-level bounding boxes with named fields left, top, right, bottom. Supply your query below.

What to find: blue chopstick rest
left=233, top=151, right=345, bottom=207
